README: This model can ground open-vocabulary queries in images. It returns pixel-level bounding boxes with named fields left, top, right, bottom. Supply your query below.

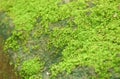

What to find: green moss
left=1, top=0, right=120, bottom=79
left=20, top=58, right=43, bottom=79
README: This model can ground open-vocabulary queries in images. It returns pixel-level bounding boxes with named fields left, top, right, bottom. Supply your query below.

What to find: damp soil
left=0, top=30, right=21, bottom=79
left=0, top=45, right=21, bottom=79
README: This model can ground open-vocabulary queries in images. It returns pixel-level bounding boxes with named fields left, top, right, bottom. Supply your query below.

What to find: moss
left=1, top=0, right=120, bottom=79
left=20, top=58, right=43, bottom=79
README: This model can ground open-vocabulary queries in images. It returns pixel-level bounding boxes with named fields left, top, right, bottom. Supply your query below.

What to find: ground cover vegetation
left=0, top=0, right=120, bottom=79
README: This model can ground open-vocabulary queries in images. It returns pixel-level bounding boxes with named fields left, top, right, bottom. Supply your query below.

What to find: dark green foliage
left=0, top=12, right=14, bottom=40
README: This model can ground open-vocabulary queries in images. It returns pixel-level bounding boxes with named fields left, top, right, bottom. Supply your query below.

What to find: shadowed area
left=0, top=12, right=21, bottom=79
left=0, top=39, right=21, bottom=79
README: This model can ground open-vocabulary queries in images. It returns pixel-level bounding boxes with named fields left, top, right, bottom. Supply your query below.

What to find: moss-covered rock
left=0, top=0, right=120, bottom=79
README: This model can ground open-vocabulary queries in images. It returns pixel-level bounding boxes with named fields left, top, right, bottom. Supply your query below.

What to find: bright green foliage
left=1, top=0, right=120, bottom=79
left=0, top=0, right=61, bottom=30
left=20, top=58, right=43, bottom=79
